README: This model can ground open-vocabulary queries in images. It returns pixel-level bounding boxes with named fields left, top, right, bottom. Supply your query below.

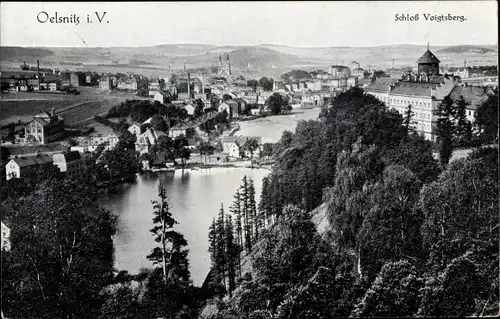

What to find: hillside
left=0, top=44, right=497, bottom=74
left=0, top=47, right=54, bottom=61
left=437, top=45, right=497, bottom=54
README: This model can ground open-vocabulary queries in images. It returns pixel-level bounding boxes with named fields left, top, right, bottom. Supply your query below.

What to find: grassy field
left=0, top=87, right=149, bottom=126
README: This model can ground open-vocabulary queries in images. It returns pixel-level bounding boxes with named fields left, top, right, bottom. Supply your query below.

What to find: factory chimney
left=37, top=60, right=40, bottom=90
left=392, top=59, right=395, bottom=69
left=187, top=72, right=191, bottom=99
left=201, top=72, right=205, bottom=94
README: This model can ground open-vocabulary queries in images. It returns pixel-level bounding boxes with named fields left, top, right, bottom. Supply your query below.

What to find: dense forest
left=200, top=87, right=499, bottom=318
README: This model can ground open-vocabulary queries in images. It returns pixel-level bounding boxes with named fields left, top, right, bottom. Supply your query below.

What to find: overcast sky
left=1, top=1, right=498, bottom=48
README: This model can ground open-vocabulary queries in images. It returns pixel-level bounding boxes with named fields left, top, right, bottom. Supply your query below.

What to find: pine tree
left=403, top=104, right=417, bottom=135
left=208, top=218, right=218, bottom=275
left=147, top=182, right=190, bottom=282
left=225, top=214, right=237, bottom=295
left=248, top=178, right=260, bottom=241
left=240, top=176, right=253, bottom=253
left=454, top=96, right=472, bottom=147
left=435, top=96, right=456, bottom=167
left=216, top=203, right=227, bottom=289
left=229, top=189, right=243, bottom=277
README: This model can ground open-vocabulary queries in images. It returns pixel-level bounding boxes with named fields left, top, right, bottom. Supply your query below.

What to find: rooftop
left=9, top=155, right=53, bottom=167
left=390, top=81, right=437, bottom=97
left=416, top=50, right=441, bottom=64
left=364, top=78, right=397, bottom=93
left=448, top=85, right=490, bottom=110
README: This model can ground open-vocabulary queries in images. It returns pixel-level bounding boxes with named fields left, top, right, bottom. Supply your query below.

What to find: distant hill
left=0, top=43, right=497, bottom=74
left=437, top=45, right=497, bottom=54
left=0, top=46, right=54, bottom=60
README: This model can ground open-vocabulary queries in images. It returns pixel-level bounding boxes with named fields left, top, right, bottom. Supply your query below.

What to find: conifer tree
left=248, top=178, right=259, bottom=240
left=454, top=96, right=472, bottom=146
left=225, top=214, right=237, bottom=295
left=147, top=182, right=189, bottom=282
left=403, top=104, right=417, bottom=135
left=435, top=96, right=456, bottom=167
left=216, top=203, right=226, bottom=289
left=229, top=189, right=243, bottom=276
left=208, top=218, right=218, bottom=276
left=240, top=176, right=253, bottom=253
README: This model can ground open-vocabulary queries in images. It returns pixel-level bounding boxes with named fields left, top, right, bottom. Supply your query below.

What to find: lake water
left=236, top=107, right=321, bottom=143
left=99, top=168, right=270, bottom=286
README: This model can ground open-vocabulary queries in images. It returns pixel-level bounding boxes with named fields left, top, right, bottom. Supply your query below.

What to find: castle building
left=365, top=44, right=458, bottom=141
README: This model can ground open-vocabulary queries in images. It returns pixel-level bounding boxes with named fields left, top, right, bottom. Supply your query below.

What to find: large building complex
left=365, top=46, right=468, bottom=141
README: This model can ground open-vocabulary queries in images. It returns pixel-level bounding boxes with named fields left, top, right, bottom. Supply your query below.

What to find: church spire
left=427, top=41, right=429, bottom=51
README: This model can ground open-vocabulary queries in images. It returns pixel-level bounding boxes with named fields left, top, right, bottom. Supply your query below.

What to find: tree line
left=207, top=176, right=268, bottom=298
left=200, top=87, right=498, bottom=318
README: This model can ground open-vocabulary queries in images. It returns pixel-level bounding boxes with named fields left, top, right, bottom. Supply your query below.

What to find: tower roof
left=416, top=50, right=441, bottom=64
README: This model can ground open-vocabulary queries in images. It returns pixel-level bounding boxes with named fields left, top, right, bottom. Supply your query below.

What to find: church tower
left=226, top=53, right=231, bottom=76
left=218, top=55, right=223, bottom=76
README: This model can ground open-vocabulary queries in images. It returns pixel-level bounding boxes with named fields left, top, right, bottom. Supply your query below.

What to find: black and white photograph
left=0, top=1, right=498, bottom=318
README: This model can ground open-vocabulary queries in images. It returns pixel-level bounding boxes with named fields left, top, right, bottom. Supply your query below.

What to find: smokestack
left=464, top=60, right=466, bottom=69
left=37, top=60, right=40, bottom=90
left=392, top=59, right=394, bottom=69
left=187, top=72, right=191, bottom=99
left=201, top=72, right=205, bottom=94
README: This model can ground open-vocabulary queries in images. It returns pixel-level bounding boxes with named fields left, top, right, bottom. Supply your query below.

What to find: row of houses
left=5, top=151, right=83, bottom=180
left=1, top=70, right=99, bottom=92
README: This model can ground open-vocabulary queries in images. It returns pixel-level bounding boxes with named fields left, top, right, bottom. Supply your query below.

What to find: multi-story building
left=53, top=151, right=83, bottom=179
left=48, top=80, right=61, bottom=91
left=117, top=78, right=138, bottom=91
left=24, top=109, right=65, bottom=144
left=135, top=127, right=166, bottom=154
left=99, top=77, right=112, bottom=90
left=70, top=72, right=85, bottom=87
left=365, top=46, right=459, bottom=141
left=347, top=76, right=358, bottom=88
left=328, top=65, right=351, bottom=78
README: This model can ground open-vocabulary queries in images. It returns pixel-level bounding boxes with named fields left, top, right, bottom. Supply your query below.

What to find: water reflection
left=99, top=167, right=269, bottom=286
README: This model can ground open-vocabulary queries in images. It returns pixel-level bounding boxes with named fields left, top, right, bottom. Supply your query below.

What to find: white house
left=218, top=100, right=240, bottom=118
left=184, top=103, right=196, bottom=116
left=222, top=136, right=262, bottom=159
left=168, top=123, right=192, bottom=139
left=135, top=127, right=166, bottom=155
left=128, top=123, right=141, bottom=138
left=5, top=156, right=54, bottom=180
left=154, top=92, right=169, bottom=104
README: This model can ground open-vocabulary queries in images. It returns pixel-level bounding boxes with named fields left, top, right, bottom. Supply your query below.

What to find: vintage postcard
left=0, top=1, right=498, bottom=318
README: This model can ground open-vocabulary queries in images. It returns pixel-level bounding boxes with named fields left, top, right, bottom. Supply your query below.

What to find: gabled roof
left=416, top=50, right=441, bottom=64
left=448, top=85, right=489, bottom=110
left=32, top=118, right=49, bottom=126
left=9, top=155, right=53, bottom=168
